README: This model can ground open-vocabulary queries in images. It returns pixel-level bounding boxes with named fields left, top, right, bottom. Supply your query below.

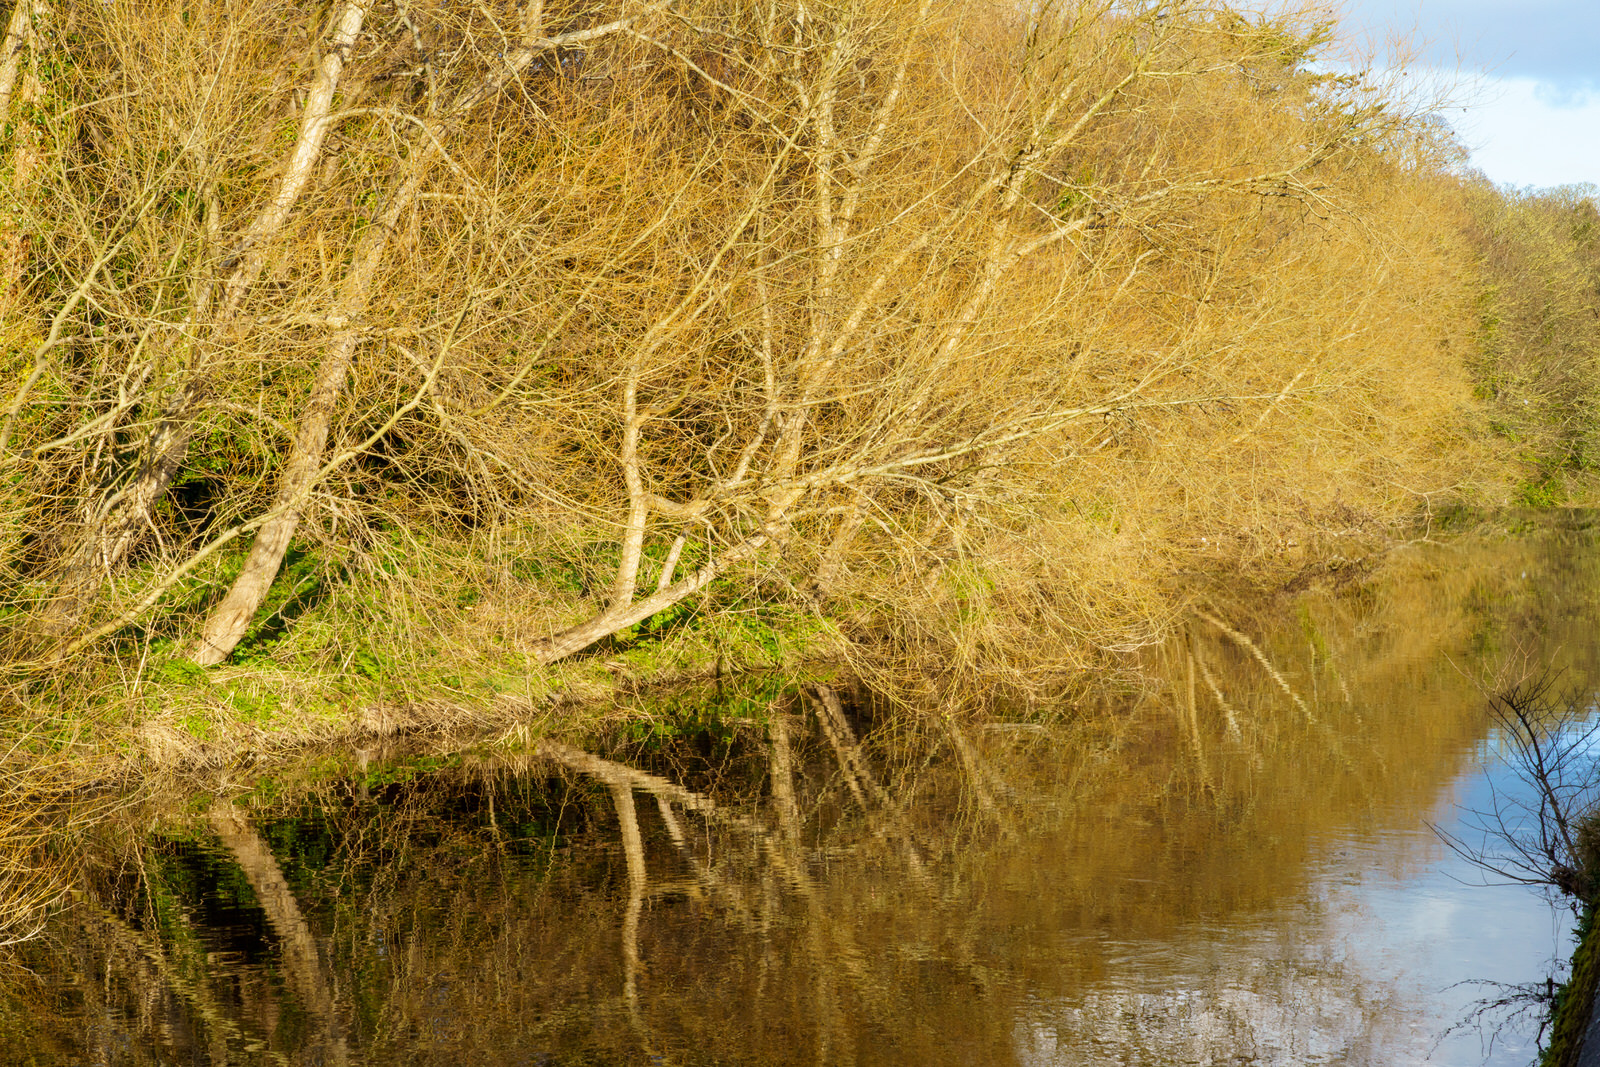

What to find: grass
left=0, top=525, right=853, bottom=790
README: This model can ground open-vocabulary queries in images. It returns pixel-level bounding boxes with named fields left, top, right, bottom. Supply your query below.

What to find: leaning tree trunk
left=37, top=0, right=374, bottom=635
left=190, top=164, right=421, bottom=664
left=36, top=389, right=198, bottom=634
left=0, top=0, right=45, bottom=302
left=190, top=1, right=673, bottom=663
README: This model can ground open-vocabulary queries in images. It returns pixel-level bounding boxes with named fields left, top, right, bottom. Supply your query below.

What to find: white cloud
left=1531, top=81, right=1596, bottom=110
left=1317, top=1, right=1599, bottom=189
left=1450, top=76, right=1600, bottom=189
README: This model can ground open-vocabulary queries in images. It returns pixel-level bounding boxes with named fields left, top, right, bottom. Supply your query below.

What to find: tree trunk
left=534, top=527, right=775, bottom=663
left=190, top=5, right=677, bottom=663
left=37, top=390, right=197, bottom=634
left=208, top=804, right=349, bottom=1066
left=188, top=333, right=359, bottom=663
left=38, top=1, right=373, bottom=636
left=0, top=2, right=34, bottom=112
left=215, top=0, right=373, bottom=320
left=0, top=0, right=46, bottom=303
left=191, top=164, right=423, bottom=664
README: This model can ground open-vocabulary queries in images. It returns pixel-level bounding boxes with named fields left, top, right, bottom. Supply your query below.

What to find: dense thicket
left=0, top=0, right=1589, bottom=700
left=1459, top=184, right=1600, bottom=503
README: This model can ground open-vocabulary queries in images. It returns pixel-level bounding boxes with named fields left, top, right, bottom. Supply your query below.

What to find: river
left=7, top=513, right=1600, bottom=1065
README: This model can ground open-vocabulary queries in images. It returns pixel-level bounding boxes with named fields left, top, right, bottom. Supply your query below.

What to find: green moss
left=1519, top=474, right=1567, bottom=509
left=177, top=711, right=212, bottom=741
left=1543, top=901, right=1600, bottom=1066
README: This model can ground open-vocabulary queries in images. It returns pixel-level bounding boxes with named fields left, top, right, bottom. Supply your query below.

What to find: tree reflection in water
left=6, top=516, right=1600, bottom=1064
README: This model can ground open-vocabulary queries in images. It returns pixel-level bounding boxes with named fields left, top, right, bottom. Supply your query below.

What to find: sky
left=1328, top=0, right=1599, bottom=190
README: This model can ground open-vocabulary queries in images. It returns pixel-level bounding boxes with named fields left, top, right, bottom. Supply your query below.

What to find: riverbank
left=5, top=508, right=1592, bottom=791
left=12, top=628, right=848, bottom=792
left=1545, top=805, right=1600, bottom=1067
left=0, top=520, right=1425, bottom=790
left=1546, top=904, right=1600, bottom=1066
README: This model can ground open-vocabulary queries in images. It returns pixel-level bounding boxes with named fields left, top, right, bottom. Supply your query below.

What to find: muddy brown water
left=9, top=514, right=1600, bottom=1065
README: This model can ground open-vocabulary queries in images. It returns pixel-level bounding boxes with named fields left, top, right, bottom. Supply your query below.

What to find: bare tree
left=0, top=0, right=1488, bottom=682
left=191, top=0, right=679, bottom=663
left=1436, top=672, right=1600, bottom=906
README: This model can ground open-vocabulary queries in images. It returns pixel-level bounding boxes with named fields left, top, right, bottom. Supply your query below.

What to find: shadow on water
left=9, top=513, right=1600, bottom=1064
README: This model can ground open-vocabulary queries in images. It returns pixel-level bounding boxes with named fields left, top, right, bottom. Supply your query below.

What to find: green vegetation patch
left=1544, top=902, right=1600, bottom=1066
